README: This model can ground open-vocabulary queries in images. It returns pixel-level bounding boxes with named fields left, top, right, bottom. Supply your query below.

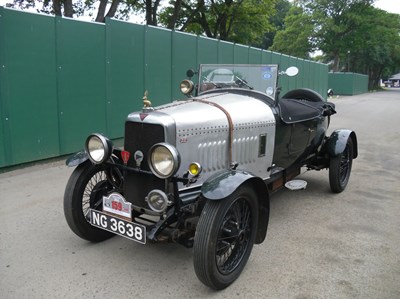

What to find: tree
left=269, top=5, right=314, bottom=59
left=271, top=0, right=400, bottom=89
left=6, top=0, right=143, bottom=22
left=261, top=0, right=291, bottom=49
left=342, top=7, right=400, bottom=88
left=309, top=0, right=400, bottom=88
left=159, top=0, right=275, bottom=45
left=297, top=0, right=375, bottom=71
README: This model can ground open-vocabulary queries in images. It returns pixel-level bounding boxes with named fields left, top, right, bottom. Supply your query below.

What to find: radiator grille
left=123, top=122, right=165, bottom=208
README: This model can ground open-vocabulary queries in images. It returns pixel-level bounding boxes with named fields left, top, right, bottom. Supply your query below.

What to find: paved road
left=1, top=90, right=399, bottom=298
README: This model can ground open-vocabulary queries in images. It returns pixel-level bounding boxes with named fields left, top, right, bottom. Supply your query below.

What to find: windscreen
left=198, top=64, right=278, bottom=99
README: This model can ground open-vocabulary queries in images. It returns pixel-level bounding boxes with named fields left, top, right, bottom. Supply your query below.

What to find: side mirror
left=285, top=66, right=299, bottom=77
left=186, top=69, right=195, bottom=78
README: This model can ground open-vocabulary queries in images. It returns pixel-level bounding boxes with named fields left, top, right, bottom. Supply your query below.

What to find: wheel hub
left=238, top=229, right=246, bottom=243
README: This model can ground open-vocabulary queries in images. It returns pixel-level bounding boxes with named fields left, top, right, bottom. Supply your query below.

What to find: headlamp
left=180, top=79, right=194, bottom=95
left=148, top=143, right=180, bottom=179
left=85, top=134, right=113, bottom=164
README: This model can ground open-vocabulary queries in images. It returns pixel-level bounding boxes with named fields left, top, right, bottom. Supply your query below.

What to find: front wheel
left=64, top=161, right=115, bottom=242
left=193, top=185, right=258, bottom=290
left=329, top=138, right=354, bottom=193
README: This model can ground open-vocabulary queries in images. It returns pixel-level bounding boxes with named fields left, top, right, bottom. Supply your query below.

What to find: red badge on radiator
left=121, top=150, right=130, bottom=165
left=140, top=113, right=149, bottom=121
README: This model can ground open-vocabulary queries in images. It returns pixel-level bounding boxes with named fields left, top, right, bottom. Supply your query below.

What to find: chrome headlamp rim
left=148, top=143, right=180, bottom=179
left=180, top=79, right=194, bottom=95
left=85, top=133, right=113, bottom=164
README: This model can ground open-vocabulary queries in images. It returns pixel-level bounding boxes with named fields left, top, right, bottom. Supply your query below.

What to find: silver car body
left=126, top=92, right=276, bottom=190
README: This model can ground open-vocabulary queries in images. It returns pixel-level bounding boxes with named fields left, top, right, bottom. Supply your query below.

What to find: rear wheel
left=64, top=161, right=115, bottom=242
left=193, top=185, right=258, bottom=290
left=329, top=138, right=353, bottom=193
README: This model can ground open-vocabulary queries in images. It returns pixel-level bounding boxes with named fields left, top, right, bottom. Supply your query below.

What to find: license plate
left=90, top=209, right=146, bottom=244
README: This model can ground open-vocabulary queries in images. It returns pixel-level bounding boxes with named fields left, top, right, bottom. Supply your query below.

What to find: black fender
left=66, top=151, right=89, bottom=167
left=325, top=129, right=358, bottom=158
left=201, top=169, right=270, bottom=244
left=66, top=148, right=124, bottom=167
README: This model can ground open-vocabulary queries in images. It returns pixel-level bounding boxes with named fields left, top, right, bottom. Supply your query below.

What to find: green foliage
left=315, top=1, right=400, bottom=88
left=159, top=0, right=276, bottom=45
left=271, top=0, right=400, bottom=88
left=346, top=7, right=400, bottom=87
left=269, top=5, right=314, bottom=59
left=6, top=0, right=143, bottom=21
left=260, top=0, right=291, bottom=49
left=228, top=0, right=275, bottom=45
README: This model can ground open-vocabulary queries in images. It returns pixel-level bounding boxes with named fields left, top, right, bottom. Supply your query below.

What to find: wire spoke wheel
left=216, top=198, right=252, bottom=274
left=64, top=161, right=115, bottom=242
left=339, top=146, right=351, bottom=183
left=329, top=138, right=353, bottom=193
left=193, top=185, right=258, bottom=290
left=82, top=170, right=107, bottom=220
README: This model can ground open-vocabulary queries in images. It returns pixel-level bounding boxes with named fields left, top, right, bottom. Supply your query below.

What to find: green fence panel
left=270, top=51, right=281, bottom=65
left=249, top=47, right=262, bottom=64
left=315, top=63, right=322, bottom=95
left=301, top=59, right=310, bottom=90
left=56, top=17, right=107, bottom=154
left=261, top=50, right=272, bottom=64
left=320, top=64, right=329, bottom=98
left=362, top=75, right=368, bottom=93
left=308, top=62, right=315, bottom=90
left=355, top=75, right=360, bottom=94
left=362, top=76, right=367, bottom=93
left=279, top=54, right=291, bottom=96
left=218, top=40, right=234, bottom=64
left=234, top=44, right=249, bottom=64
left=280, top=54, right=290, bottom=70
left=0, top=7, right=8, bottom=167
left=0, top=9, right=59, bottom=165
left=314, top=63, right=326, bottom=96
left=316, top=63, right=326, bottom=97
left=106, top=19, right=145, bottom=138
left=172, top=31, right=198, bottom=100
left=287, top=56, right=298, bottom=91
left=295, top=58, right=305, bottom=89
left=144, top=26, right=172, bottom=106
left=357, top=74, right=368, bottom=94
left=197, top=36, right=218, bottom=65
left=311, top=63, right=319, bottom=93
left=332, top=73, right=348, bottom=94
left=309, top=62, right=317, bottom=92
left=328, top=72, right=368, bottom=95
left=315, top=63, right=323, bottom=96
left=0, top=103, right=5, bottom=167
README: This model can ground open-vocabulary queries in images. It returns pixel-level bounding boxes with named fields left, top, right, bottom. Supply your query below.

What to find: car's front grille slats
left=123, top=122, right=165, bottom=208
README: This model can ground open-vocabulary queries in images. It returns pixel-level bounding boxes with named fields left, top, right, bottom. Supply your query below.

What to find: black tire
left=329, top=138, right=353, bottom=193
left=64, top=161, right=115, bottom=242
left=282, top=88, right=325, bottom=102
left=193, top=185, right=258, bottom=290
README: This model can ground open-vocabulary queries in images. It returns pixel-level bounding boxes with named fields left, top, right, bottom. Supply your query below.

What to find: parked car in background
left=64, top=64, right=358, bottom=290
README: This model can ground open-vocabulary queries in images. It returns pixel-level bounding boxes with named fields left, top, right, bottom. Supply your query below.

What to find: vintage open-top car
left=64, top=64, right=358, bottom=290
